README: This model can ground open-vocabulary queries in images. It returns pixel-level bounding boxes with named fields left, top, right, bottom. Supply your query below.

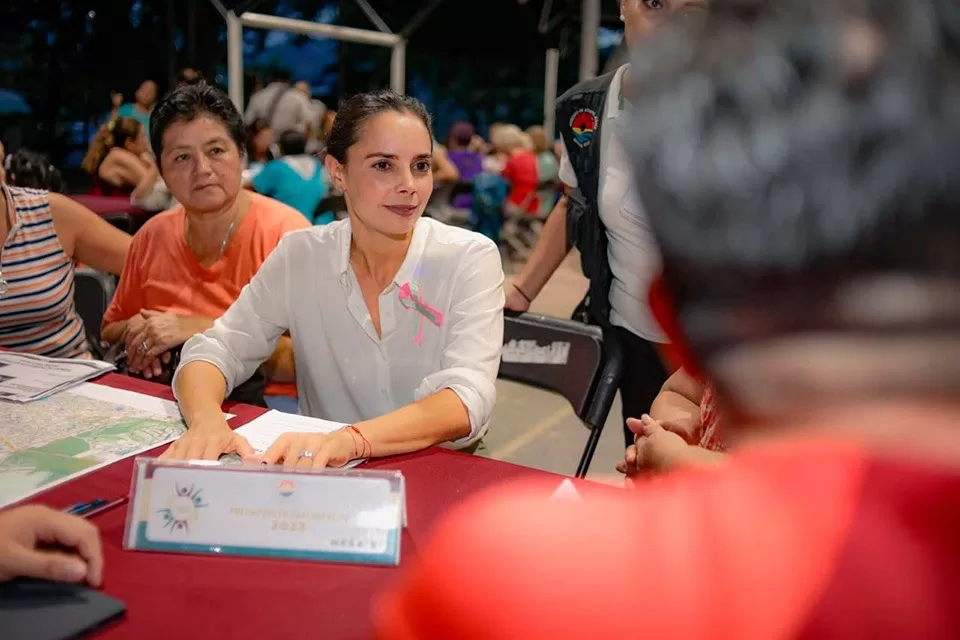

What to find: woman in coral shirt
left=101, top=82, right=308, bottom=406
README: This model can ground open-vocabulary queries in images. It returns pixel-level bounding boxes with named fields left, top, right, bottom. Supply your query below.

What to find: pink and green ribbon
left=398, top=282, right=444, bottom=346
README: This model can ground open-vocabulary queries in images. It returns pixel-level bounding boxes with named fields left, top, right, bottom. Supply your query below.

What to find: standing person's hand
left=505, top=283, right=532, bottom=312
left=616, top=415, right=692, bottom=477
left=0, top=506, right=104, bottom=586
left=633, top=415, right=693, bottom=473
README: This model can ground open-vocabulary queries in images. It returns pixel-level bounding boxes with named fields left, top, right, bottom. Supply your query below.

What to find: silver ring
left=139, top=340, right=150, bottom=354
left=298, top=450, right=314, bottom=459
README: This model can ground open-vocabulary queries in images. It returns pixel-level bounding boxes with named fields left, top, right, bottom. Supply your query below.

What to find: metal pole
left=227, top=12, right=244, bottom=111
left=390, top=40, right=406, bottom=94
left=239, top=12, right=400, bottom=47
left=544, top=48, right=559, bottom=139
left=168, top=0, right=177, bottom=89
left=351, top=0, right=393, bottom=33
left=579, top=0, right=600, bottom=81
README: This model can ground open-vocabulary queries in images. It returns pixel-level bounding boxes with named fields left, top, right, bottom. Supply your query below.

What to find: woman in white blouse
left=162, top=90, right=505, bottom=469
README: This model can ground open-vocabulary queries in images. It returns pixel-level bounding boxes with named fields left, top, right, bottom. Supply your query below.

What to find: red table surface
left=24, top=374, right=572, bottom=640
left=69, top=194, right=149, bottom=218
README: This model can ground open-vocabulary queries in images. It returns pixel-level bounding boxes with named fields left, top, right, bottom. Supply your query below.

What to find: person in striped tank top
left=0, top=184, right=130, bottom=358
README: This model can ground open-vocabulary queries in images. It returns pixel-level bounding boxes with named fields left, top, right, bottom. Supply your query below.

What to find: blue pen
left=65, top=499, right=106, bottom=515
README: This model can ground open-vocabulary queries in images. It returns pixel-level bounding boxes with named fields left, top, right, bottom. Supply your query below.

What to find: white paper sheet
left=68, top=383, right=234, bottom=421
left=234, top=410, right=361, bottom=468
left=0, top=352, right=114, bottom=403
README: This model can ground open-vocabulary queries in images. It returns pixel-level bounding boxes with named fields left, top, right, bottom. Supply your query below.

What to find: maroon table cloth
left=69, top=195, right=148, bottom=218
left=24, top=374, right=572, bottom=639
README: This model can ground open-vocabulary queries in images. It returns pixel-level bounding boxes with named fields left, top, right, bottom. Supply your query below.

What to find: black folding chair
left=498, top=311, right=623, bottom=477
left=73, top=267, right=117, bottom=360
left=103, top=213, right=134, bottom=235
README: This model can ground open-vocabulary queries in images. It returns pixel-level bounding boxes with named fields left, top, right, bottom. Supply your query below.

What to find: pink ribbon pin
left=398, top=282, right=445, bottom=346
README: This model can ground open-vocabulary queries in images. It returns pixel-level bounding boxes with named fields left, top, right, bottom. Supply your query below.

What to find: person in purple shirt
left=445, top=121, right=483, bottom=209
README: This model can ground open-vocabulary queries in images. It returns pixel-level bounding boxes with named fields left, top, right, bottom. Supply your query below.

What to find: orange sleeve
left=374, top=442, right=866, bottom=640
left=264, top=202, right=311, bottom=251
left=101, top=231, right=146, bottom=326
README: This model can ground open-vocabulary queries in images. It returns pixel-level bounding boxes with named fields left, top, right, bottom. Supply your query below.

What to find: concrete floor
left=477, top=252, right=628, bottom=483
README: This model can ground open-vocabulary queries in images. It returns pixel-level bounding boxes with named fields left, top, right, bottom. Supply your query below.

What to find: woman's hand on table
left=0, top=505, right=103, bottom=587
left=161, top=414, right=254, bottom=461
left=255, top=430, right=357, bottom=471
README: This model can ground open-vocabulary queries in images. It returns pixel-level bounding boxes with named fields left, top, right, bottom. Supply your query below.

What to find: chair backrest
left=499, top=311, right=622, bottom=430
left=103, top=213, right=134, bottom=235
left=73, top=267, right=116, bottom=356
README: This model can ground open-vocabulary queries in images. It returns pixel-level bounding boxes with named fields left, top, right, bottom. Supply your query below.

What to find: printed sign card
left=124, top=459, right=405, bottom=566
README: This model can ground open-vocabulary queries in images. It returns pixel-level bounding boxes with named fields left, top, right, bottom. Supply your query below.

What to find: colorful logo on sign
left=278, top=480, right=296, bottom=498
left=157, top=484, right=207, bottom=534
left=570, top=108, right=598, bottom=148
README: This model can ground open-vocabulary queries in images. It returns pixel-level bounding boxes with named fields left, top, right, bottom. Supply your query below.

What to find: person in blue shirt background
left=116, top=80, right=157, bottom=141
left=247, top=130, right=331, bottom=224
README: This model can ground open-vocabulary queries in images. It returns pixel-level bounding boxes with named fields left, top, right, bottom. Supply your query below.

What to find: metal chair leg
left=575, top=425, right=603, bottom=478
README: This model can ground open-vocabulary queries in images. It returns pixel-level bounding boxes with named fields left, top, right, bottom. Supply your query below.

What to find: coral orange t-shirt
left=103, top=192, right=310, bottom=396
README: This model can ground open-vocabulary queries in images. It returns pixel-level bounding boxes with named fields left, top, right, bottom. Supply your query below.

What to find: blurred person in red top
left=375, top=0, right=960, bottom=638
left=493, top=124, right=540, bottom=215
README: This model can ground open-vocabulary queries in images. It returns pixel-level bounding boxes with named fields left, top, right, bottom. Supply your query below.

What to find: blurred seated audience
left=495, top=125, right=540, bottom=216
left=431, top=142, right=460, bottom=184
left=81, top=117, right=151, bottom=195
left=527, top=125, right=559, bottom=184
left=130, top=156, right=176, bottom=212
left=0, top=182, right=130, bottom=358
left=100, top=82, right=309, bottom=405
left=375, top=1, right=960, bottom=637
left=446, top=121, right=483, bottom=208
left=247, top=130, right=330, bottom=224
left=243, top=118, right=274, bottom=181
left=482, top=122, right=508, bottom=174
left=4, top=149, right=65, bottom=192
left=116, top=80, right=158, bottom=139
left=176, top=67, right=203, bottom=88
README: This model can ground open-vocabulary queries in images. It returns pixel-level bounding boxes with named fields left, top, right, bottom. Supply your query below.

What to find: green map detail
left=0, top=391, right=186, bottom=507
left=35, top=437, right=92, bottom=456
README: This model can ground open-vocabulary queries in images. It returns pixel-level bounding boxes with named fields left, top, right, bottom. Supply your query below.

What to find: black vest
left=556, top=71, right=616, bottom=327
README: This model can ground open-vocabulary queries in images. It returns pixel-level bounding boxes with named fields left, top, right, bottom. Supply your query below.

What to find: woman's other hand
left=257, top=430, right=356, bottom=471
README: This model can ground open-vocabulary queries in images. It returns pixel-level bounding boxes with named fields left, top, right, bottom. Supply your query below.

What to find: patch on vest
left=569, top=108, right=598, bottom=148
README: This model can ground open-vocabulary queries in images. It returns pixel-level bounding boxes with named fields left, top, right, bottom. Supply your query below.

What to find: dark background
left=0, top=0, right=625, bottom=169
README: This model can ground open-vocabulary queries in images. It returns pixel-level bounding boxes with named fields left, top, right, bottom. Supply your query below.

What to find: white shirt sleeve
left=558, top=137, right=578, bottom=189
left=414, top=239, right=505, bottom=447
left=173, top=236, right=292, bottom=399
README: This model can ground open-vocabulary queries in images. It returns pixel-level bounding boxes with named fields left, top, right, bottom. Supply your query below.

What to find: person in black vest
left=506, top=0, right=711, bottom=448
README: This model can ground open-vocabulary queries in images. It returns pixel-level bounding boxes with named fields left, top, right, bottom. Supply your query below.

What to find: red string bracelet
left=348, top=425, right=372, bottom=459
